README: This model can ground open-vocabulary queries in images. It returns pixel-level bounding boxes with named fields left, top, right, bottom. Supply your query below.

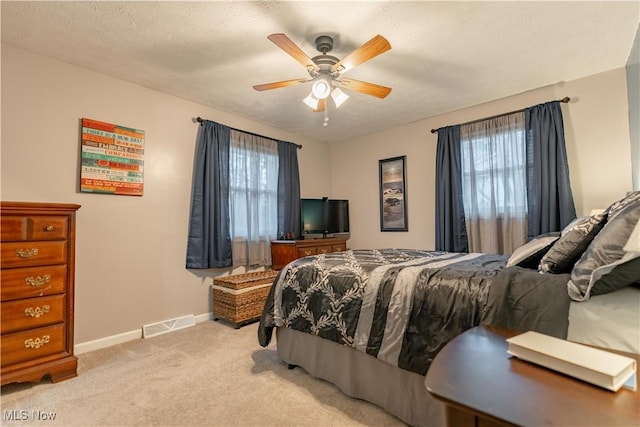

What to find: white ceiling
left=2, top=1, right=639, bottom=144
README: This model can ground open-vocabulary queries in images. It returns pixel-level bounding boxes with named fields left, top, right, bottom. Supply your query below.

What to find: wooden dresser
left=270, top=238, right=348, bottom=270
left=1, top=201, right=80, bottom=385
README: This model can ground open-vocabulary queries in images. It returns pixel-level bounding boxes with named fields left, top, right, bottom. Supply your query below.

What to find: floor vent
left=142, top=314, right=195, bottom=338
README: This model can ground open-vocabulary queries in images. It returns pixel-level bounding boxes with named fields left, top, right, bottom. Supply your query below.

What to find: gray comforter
left=258, top=248, right=571, bottom=376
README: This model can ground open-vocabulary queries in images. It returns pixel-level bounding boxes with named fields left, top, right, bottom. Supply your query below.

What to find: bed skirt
left=276, top=327, right=445, bottom=427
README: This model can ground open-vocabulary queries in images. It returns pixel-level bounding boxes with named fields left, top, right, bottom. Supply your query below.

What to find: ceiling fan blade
left=267, top=33, right=319, bottom=72
left=337, top=78, right=392, bottom=99
left=331, top=35, right=391, bottom=74
left=253, top=78, right=311, bottom=91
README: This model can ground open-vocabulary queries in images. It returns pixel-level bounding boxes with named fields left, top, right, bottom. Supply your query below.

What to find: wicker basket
left=212, top=270, right=279, bottom=328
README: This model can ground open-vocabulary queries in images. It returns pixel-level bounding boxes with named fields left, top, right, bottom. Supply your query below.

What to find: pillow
left=560, top=215, right=588, bottom=236
left=567, top=199, right=640, bottom=301
left=506, top=232, right=560, bottom=268
left=538, top=212, right=607, bottom=274
left=606, top=191, right=640, bottom=219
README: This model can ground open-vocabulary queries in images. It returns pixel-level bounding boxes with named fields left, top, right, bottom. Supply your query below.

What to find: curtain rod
left=195, top=117, right=302, bottom=149
left=429, top=97, right=571, bottom=134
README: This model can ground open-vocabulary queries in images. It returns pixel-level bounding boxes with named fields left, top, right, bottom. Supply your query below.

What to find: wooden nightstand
left=425, top=326, right=639, bottom=427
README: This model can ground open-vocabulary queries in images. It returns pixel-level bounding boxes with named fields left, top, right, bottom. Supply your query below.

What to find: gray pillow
left=568, top=200, right=640, bottom=301
left=606, top=191, right=640, bottom=219
left=538, top=213, right=607, bottom=274
left=507, top=232, right=560, bottom=268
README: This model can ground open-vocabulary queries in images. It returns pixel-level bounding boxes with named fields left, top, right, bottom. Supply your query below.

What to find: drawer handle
left=25, top=305, right=51, bottom=318
left=45, top=225, right=55, bottom=232
left=16, top=248, right=39, bottom=258
left=24, top=335, right=51, bottom=349
left=26, top=275, right=51, bottom=287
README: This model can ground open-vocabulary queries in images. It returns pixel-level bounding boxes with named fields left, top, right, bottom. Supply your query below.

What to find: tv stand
left=270, top=237, right=348, bottom=270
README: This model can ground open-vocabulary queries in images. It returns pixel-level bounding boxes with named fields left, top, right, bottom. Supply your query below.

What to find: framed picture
left=379, top=155, right=408, bottom=231
left=80, top=118, right=145, bottom=196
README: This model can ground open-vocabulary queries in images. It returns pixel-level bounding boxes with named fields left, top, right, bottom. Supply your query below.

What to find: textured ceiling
left=2, top=1, right=639, bottom=144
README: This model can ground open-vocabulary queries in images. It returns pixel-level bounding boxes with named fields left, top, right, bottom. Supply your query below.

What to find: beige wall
left=332, top=68, right=633, bottom=251
left=627, top=23, right=640, bottom=191
left=1, top=44, right=331, bottom=345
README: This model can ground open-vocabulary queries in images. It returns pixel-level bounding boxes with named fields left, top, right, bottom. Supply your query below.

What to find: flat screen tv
left=300, top=198, right=349, bottom=237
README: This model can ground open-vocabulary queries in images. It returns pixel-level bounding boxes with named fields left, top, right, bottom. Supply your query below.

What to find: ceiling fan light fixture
left=331, top=87, right=349, bottom=108
left=303, top=92, right=320, bottom=110
left=311, top=75, right=332, bottom=99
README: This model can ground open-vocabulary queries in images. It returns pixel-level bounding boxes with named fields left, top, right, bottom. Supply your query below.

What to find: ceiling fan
left=253, top=33, right=392, bottom=113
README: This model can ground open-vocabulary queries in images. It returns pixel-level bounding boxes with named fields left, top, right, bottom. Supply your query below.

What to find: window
left=434, top=100, right=575, bottom=255
left=186, top=120, right=300, bottom=269
left=228, top=130, right=278, bottom=266
left=460, top=128, right=527, bottom=218
left=459, top=113, right=528, bottom=253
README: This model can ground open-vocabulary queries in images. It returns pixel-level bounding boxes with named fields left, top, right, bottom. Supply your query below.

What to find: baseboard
left=74, top=312, right=213, bottom=354
left=74, top=329, right=141, bottom=355
left=193, top=312, right=212, bottom=323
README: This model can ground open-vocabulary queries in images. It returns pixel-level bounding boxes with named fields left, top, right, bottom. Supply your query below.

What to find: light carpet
left=1, top=320, right=406, bottom=426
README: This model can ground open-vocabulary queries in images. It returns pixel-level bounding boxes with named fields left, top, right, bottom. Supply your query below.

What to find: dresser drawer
left=297, top=247, right=317, bottom=257
left=1, top=324, right=66, bottom=367
left=1, top=295, right=65, bottom=334
left=1, top=265, right=67, bottom=301
left=1, top=216, right=27, bottom=241
left=316, top=245, right=332, bottom=254
left=332, top=243, right=347, bottom=252
left=1, top=215, right=68, bottom=241
left=1, top=241, right=67, bottom=268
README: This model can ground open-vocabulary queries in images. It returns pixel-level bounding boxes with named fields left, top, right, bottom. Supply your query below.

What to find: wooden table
left=425, top=326, right=639, bottom=427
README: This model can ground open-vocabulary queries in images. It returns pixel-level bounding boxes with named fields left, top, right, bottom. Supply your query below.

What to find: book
left=506, top=331, right=637, bottom=392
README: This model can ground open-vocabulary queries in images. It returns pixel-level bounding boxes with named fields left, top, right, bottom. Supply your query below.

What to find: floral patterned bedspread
left=258, top=248, right=570, bottom=375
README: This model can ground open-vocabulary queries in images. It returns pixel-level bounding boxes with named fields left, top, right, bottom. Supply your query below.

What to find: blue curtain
left=277, top=141, right=301, bottom=238
left=186, top=120, right=232, bottom=268
left=525, top=101, right=576, bottom=239
left=435, top=125, right=469, bottom=252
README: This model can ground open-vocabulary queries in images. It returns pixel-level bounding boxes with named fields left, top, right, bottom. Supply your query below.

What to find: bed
left=258, top=192, right=640, bottom=427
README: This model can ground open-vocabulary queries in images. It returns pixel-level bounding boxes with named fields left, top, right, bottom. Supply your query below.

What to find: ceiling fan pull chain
left=323, top=108, right=329, bottom=127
